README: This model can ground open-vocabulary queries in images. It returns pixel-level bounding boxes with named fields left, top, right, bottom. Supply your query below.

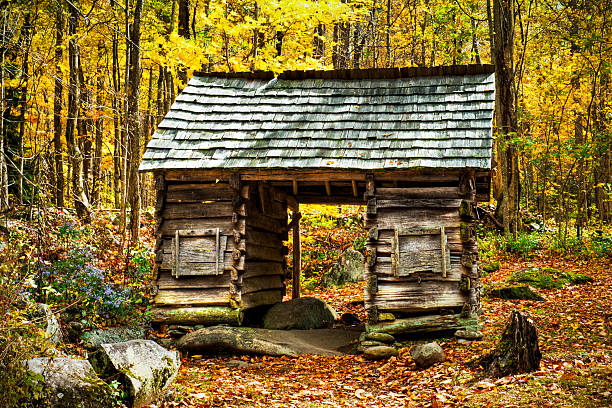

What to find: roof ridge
left=193, top=64, right=494, bottom=81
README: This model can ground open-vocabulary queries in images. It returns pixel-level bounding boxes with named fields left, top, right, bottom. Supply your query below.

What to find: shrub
left=505, top=232, right=543, bottom=258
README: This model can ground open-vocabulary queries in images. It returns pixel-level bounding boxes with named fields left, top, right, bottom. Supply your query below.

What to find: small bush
left=505, top=232, right=543, bottom=258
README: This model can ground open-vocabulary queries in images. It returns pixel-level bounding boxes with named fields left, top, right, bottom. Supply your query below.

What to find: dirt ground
left=157, top=255, right=612, bottom=408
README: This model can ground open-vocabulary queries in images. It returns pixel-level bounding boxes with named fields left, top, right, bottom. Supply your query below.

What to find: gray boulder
left=262, top=297, right=339, bottom=330
left=25, top=357, right=115, bottom=408
left=363, top=346, right=398, bottom=360
left=411, top=342, right=446, bottom=368
left=81, top=326, right=145, bottom=349
left=455, top=329, right=483, bottom=340
left=31, top=304, right=62, bottom=344
left=89, top=340, right=180, bottom=408
left=322, top=249, right=365, bottom=287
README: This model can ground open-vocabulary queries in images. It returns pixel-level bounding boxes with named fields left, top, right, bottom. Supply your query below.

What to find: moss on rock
left=509, top=267, right=593, bottom=289
left=485, top=285, right=545, bottom=301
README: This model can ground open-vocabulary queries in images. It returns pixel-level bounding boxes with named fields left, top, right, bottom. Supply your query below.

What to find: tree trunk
left=493, top=0, right=519, bottom=235
left=17, top=11, right=32, bottom=204
left=53, top=4, right=65, bottom=207
left=65, top=1, right=91, bottom=222
left=92, top=42, right=104, bottom=207
left=127, top=0, right=143, bottom=245
left=0, top=7, right=9, bottom=210
left=111, top=30, right=121, bottom=209
left=472, top=311, right=541, bottom=378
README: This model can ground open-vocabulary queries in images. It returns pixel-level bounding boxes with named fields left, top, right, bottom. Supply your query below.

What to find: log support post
left=230, top=172, right=244, bottom=309
left=292, top=205, right=301, bottom=299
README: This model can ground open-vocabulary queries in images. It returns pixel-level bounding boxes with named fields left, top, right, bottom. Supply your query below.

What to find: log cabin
left=139, top=65, right=495, bottom=334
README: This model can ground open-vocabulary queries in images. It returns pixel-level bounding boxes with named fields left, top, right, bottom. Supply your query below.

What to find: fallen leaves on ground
left=158, top=254, right=612, bottom=408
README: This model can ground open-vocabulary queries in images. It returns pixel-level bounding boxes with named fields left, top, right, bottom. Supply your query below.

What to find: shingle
left=141, top=70, right=495, bottom=172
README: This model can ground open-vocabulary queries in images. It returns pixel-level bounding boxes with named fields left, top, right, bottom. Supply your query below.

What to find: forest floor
left=159, top=254, right=612, bottom=408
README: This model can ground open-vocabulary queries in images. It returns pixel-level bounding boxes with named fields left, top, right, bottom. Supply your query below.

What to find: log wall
left=364, top=172, right=481, bottom=329
left=153, top=173, right=238, bottom=309
left=241, top=181, right=288, bottom=309
left=152, top=173, right=288, bottom=319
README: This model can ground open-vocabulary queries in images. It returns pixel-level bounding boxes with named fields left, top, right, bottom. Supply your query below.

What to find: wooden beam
left=292, top=179, right=298, bottom=196
left=292, top=207, right=301, bottom=299
left=352, top=180, right=358, bottom=197
left=440, top=226, right=447, bottom=278
left=324, top=181, right=331, bottom=196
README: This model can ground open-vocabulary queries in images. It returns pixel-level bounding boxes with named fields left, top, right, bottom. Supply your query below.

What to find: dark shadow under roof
left=141, top=65, right=496, bottom=172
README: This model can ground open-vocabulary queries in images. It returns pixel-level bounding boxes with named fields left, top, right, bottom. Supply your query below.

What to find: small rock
left=89, top=340, right=180, bottom=408
left=262, top=297, right=338, bottom=330
left=365, top=332, right=395, bottom=344
left=457, top=339, right=472, bottom=345
left=25, top=357, right=115, bottom=408
left=225, top=359, right=250, bottom=369
left=81, top=326, right=145, bottom=350
left=360, top=340, right=385, bottom=348
left=411, top=342, right=446, bottom=368
left=363, top=346, right=398, bottom=360
left=340, top=312, right=361, bottom=326
left=455, top=329, right=483, bottom=340
left=321, top=248, right=365, bottom=287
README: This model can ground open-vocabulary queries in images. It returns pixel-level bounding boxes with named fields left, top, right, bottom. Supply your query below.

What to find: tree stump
left=473, top=311, right=541, bottom=377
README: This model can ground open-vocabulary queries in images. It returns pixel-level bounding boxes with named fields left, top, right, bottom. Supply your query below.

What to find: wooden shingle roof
left=140, top=65, right=495, bottom=172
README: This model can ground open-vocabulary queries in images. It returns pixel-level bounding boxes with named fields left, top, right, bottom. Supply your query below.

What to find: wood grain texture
left=154, top=288, right=230, bottom=306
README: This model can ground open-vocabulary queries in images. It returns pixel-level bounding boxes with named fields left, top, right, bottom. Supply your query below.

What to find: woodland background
left=0, top=1, right=611, bottom=406
left=0, top=0, right=610, bottom=242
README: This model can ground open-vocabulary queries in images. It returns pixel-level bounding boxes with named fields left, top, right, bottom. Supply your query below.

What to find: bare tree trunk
left=493, top=0, right=519, bottom=235
left=112, top=30, right=121, bottom=209
left=92, top=41, right=104, bottom=207
left=53, top=4, right=65, bottom=207
left=65, top=0, right=91, bottom=222
left=385, top=0, right=391, bottom=67
left=127, top=0, right=143, bottom=245
left=16, top=12, right=32, bottom=204
left=0, top=7, right=10, bottom=210
left=313, top=24, right=325, bottom=60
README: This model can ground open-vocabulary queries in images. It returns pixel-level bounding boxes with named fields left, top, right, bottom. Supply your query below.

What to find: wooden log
left=161, top=218, right=244, bottom=236
left=292, top=207, right=301, bottom=299
left=166, top=183, right=234, bottom=202
left=352, top=180, right=358, bottom=197
left=365, top=281, right=469, bottom=312
left=246, top=244, right=284, bottom=262
left=366, top=313, right=479, bottom=335
left=375, top=263, right=463, bottom=281
left=157, top=272, right=231, bottom=290
left=240, top=289, right=283, bottom=309
left=366, top=174, right=375, bottom=197
left=150, top=306, right=243, bottom=326
left=376, top=187, right=462, bottom=199
left=163, top=168, right=472, bottom=183
left=459, top=200, right=475, bottom=219
left=154, top=288, right=230, bottom=306
left=324, top=181, right=331, bottom=196
left=246, top=212, right=286, bottom=232
left=243, top=262, right=285, bottom=278
left=376, top=199, right=462, bottom=209
left=246, top=228, right=282, bottom=248
left=241, top=275, right=284, bottom=294
left=162, top=202, right=239, bottom=219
